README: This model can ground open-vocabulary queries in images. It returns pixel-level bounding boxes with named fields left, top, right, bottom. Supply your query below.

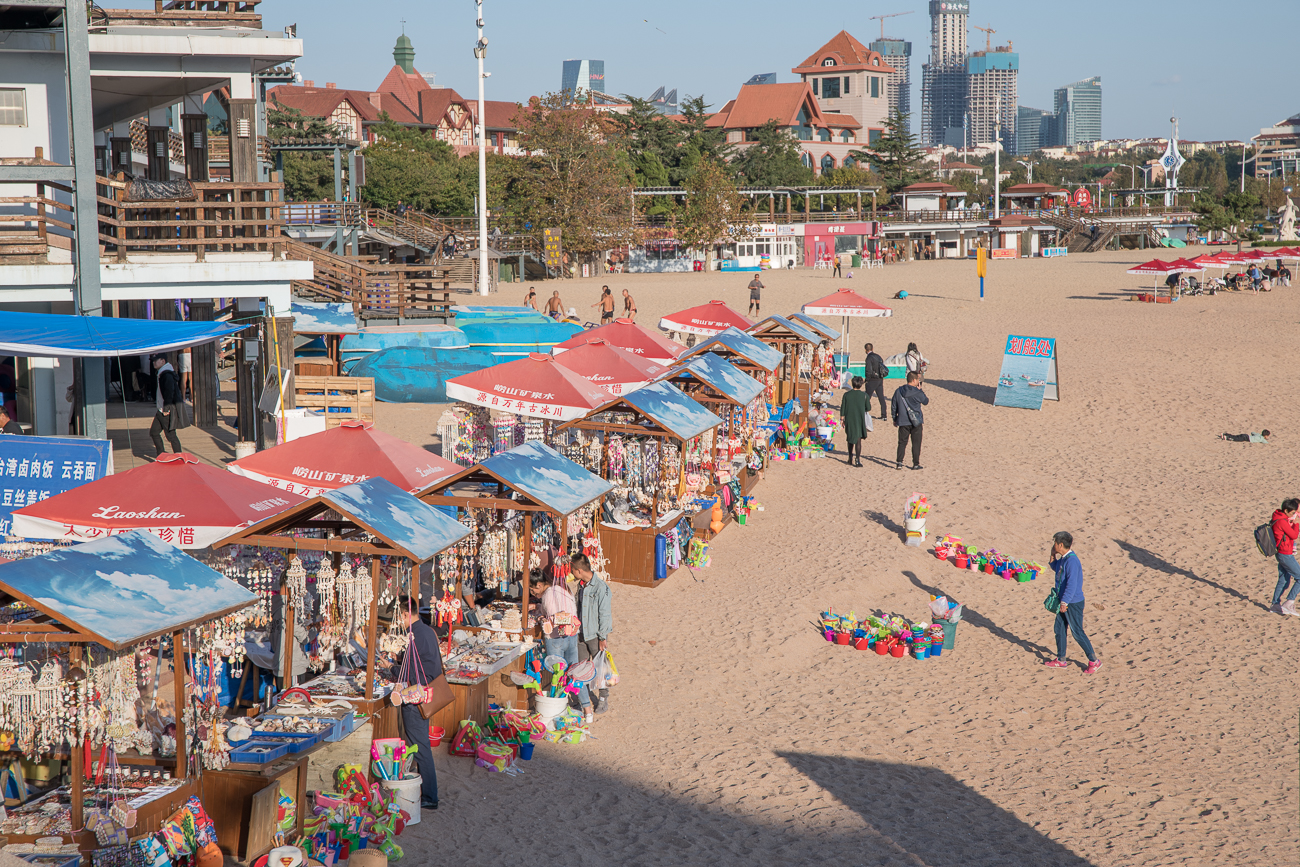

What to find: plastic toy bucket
left=519, top=742, right=535, bottom=760
left=954, top=555, right=968, bottom=568
left=834, top=633, right=853, bottom=645
left=889, top=644, right=906, bottom=658
left=428, top=725, right=445, bottom=747
left=874, top=642, right=889, bottom=655
left=380, top=775, right=422, bottom=826
left=854, top=637, right=871, bottom=650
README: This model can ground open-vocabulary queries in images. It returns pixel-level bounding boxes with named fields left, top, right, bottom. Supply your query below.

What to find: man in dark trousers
left=891, top=370, right=929, bottom=470
left=148, top=354, right=188, bottom=457
left=395, top=597, right=444, bottom=809
left=747, top=275, right=764, bottom=316
left=862, top=342, right=889, bottom=421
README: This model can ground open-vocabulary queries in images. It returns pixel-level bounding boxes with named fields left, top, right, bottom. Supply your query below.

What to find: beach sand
left=121, top=249, right=1296, bottom=865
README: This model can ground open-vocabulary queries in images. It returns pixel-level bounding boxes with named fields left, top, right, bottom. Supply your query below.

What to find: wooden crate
left=294, top=375, right=374, bottom=427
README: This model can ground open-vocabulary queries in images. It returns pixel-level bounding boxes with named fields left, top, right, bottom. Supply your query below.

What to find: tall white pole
left=993, top=94, right=1001, bottom=219
left=475, top=0, right=490, bottom=296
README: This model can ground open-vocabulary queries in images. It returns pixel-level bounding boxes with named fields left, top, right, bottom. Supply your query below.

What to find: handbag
left=1043, top=587, right=1061, bottom=614
left=417, top=672, right=455, bottom=719
left=863, top=412, right=874, bottom=433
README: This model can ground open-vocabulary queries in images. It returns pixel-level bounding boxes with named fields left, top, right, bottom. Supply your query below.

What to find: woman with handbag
left=394, top=597, right=448, bottom=810
left=1044, top=532, right=1101, bottom=674
left=540, top=571, right=593, bottom=723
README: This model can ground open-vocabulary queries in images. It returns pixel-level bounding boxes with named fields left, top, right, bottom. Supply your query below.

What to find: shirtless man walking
left=545, top=291, right=564, bottom=319
left=592, top=286, right=615, bottom=323
left=622, top=288, right=638, bottom=321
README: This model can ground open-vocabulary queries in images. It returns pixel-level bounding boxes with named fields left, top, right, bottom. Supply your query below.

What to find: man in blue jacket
left=572, top=554, right=613, bottom=715
left=891, top=371, right=929, bottom=470
left=1045, top=531, right=1101, bottom=674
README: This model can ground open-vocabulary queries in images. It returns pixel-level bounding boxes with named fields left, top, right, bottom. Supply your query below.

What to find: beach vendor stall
left=440, top=353, right=614, bottom=466
left=551, top=338, right=668, bottom=397
left=0, top=530, right=255, bottom=861
left=746, top=315, right=822, bottom=427
left=656, top=353, right=767, bottom=533
left=552, top=318, right=685, bottom=366
left=416, top=442, right=613, bottom=716
left=678, top=326, right=783, bottom=382
left=554, top=380, right=723, bottom=587
left=658, top=301, right=754, bottom=343
left=10, top=452, right=305, bottom=548
left=227, top=420, right=461, bottom=497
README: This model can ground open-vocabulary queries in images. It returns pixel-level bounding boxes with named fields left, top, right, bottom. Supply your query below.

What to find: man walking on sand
left=1045, top=532, right=1101, bottom=673
left=891, top=370, right=928, bottom=470
left=863, top=342, right=889, bottom=421
left=545, top=290, right=564, bottom=319
left=622, top=288, right=638, bottom=321
left=747, top=275, right=764, bottom=316
left=572, top=554, right=613, bottom=714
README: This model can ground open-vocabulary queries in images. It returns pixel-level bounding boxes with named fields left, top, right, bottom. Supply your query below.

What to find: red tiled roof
left=481, top=100, right=520, bottom=131
left=942, top=161, right=981, bottom=170
left=706, top=83, right=860, bottom=131
left=377, top=65, right=432, bottom=113
left=268, top=86, right=380, bottom=123
left=792, top=30, right=895, bottom=75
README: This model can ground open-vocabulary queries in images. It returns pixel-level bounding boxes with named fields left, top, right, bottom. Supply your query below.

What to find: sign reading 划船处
left=993, top=335, right=1059, bottom=410
left=0, top=435, right=114, bottom=537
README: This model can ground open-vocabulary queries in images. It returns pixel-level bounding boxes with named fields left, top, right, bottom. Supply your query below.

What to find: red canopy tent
left=445, top=352, right=613, bottom=421
left=11, top=452, right=305, bottom=548
left=659, top=300, right=753, bottom=337
left=1127, top=258, right=1201, bottom=291
left=227, top=420, right=461, bottom=496
left=552, top=318, right=685, bottom=365
left=801, top=288, right=893, bottom=352
left=551, top=338, right=668, bottom=396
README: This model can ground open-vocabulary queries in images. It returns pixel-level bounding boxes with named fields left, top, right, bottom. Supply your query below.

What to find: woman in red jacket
left=1271, top=498, right=1300, bottom=615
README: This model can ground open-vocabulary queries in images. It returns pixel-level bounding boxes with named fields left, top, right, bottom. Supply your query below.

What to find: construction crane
left=973, top=24, right=996, bottom=52
left=869, top=10, right=914, bottom=40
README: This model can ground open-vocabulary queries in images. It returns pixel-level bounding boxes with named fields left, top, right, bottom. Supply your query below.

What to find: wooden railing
left=284, top=238, right=470, bottom=319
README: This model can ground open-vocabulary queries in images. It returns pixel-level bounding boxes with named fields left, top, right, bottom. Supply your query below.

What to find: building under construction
left=920, top=0, right=969, bottom=146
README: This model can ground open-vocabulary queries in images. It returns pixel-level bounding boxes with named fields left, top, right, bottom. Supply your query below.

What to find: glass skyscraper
left=1052, top=76, right=1102, bottom=147
left=561, top=59, right=605, bottom=102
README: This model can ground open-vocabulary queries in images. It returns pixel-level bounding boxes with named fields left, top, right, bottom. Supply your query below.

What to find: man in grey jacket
left=571, top=554, right=613, bottom=714
left=891, top=371, right=929, bottom=471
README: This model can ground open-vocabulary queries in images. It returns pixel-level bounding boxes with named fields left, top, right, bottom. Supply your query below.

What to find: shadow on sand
left=1114, top=539, right=1269, bottom=612
left=905, top=570, right=1056, bottom=659
left=926, top=378, right=997, bottom=405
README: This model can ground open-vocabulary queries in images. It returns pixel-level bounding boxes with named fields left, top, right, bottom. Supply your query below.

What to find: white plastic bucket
left=234, top=441, right=257, bottom=460
left=380, top=775, right=422, bottom=825
left=904, top=517, right=926, bottom=532
left=533, top=694, right=569, bottom=729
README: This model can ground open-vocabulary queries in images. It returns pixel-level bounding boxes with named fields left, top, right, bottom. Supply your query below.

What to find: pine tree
left=849, top=110, right=926, bottom=194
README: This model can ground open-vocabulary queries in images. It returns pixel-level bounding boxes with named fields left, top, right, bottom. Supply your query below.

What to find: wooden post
left=173, top=630, right=188, bottom=780
left=522, top=511, right=532, bottom=630
left=69, top=644, right=84, bottom=832
left=364, top=557, right=380, bottom=702
left=281, top=587, right=295, bottom=689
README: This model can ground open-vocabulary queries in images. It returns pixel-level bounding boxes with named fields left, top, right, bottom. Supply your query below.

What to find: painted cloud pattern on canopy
left=675, top=353, right=765, bottom=405
left=482, top=442, right=613, bottom=515
left=291, top=301, right=359, bottom=334
left=624, top=381, right=722, bottom=441
left=323, top=477, right=470, bottom=561
left=685, top=327, right=783, bottom=372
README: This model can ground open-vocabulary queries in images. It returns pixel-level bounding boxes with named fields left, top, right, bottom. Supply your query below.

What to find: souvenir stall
left=746, top=315, right=821, bottom=429
left=658, top=301, right=754, bottom=345
left=227, top=420, right=461, bottom=497
left=554, top=380, right=723, bottom=587
left=9, top=453, right=306, bottom=548
left=656, top=353, right=767, bottom=536
left=0, top=530, right=255, bottom=863
left=416, top=442, right=613, bottom=715
left=552, top=318, right=685, bottom=366
left=551, top=338, right=668, bottom=398
left=440, top=353, right=614, bottom=467
left=790, top=313, right=843, bottom=394
left=676, top=327, right=781, bottom=464
left=800, top=288, right=893, bottom=376
left=207, top=477, right=470, bottom=861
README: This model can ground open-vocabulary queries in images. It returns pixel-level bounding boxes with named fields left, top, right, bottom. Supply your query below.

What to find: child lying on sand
left=1220, top=430, right=1270, bottom=443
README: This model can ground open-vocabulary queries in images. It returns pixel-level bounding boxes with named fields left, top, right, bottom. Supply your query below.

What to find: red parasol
left=445, top=353, right=613, bottom=420
left=801, top=288, right=894, bottom=318
left=551, top=338, right=667, bottom=396
left=659, top=300, right=754, bottom=337
left=11, top=452, right=305, bottom=548
left=228, top=420, right=461, bottom=497
left=552, top=318, right=684, bottom=365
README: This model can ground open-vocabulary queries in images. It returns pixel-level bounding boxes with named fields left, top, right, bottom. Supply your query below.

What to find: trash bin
left=851, top=253, right=862, bottom=268
left=940, top=619, right=957, bottom=650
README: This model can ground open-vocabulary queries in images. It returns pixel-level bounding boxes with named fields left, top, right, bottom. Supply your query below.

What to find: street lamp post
left=1015, top=159, right=1034, bottom=184
left=474, top=0, right=489, bottom=296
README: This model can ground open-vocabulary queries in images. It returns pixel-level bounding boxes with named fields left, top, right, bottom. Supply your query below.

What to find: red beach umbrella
left=552, top=318, right=684, bottom=365
left=11, top=453, right=305, bottom=548
left=445, top=353, right=613, bottom=421
left=228, top=420, right=461, bottom=496
left=659, top=300, right=754, bottom=337
left=551, top=338, right=667, bottom=396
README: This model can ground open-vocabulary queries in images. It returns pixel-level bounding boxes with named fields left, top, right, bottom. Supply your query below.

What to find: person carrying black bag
left=148, top=354, right=189, bottom=457
left=862, top=342, right=889, bottom=421
left=891, top=370, right=928, bottom=470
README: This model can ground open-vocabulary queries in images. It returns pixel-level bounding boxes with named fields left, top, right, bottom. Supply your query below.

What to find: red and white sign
left=11, top=452, right=305, bottom=548
left=445, top=353, right=614, bottom=421
left=1071, top=187, right=1092, bottom=208
left=659, top=300, right=754, bottom=337
left=801, top=288, right=893, bottom=318
left=990, top=248, right=1018, bottom=259
left=228, top=420, right=461, bottom=497
left=804, top=222, right=881, bottom=239
left=551, top=338, right=666, bottom=396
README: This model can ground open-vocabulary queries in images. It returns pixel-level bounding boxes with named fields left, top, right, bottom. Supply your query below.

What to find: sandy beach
left=115, top=248, right=1298, bottom=865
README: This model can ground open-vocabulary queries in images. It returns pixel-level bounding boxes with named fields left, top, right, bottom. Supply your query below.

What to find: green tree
left=675, top=95, right=729, bottom=182
left=730, top=119, right=813, bottom=187
left=849, top=110, right=925, bottom=194
left=267, top=104, right=341, bottom=201
left=1193, top=189, right=1262, bottom=242
left=676, top=158, right=750, bottom=271
left=513, top=93, right=636, bottom=256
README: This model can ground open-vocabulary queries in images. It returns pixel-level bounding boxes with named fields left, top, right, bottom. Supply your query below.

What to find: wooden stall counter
left=598, top=510, right=690, bottom=588
left=203, top=743, right=323, bottom=865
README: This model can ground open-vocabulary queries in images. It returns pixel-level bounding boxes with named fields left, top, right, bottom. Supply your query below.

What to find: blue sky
left=253, top=0, right=1294, bottom=142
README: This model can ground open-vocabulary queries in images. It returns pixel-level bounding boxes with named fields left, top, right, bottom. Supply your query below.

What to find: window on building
left=841, top=130, right=852, bottom=143
left=0, top=88, right=28, bottom=126
left=822, top=77, right=840, bottom=99
left=818, top=128, right=831, bottom=142
left=801, top=152, right=813, bottom=169
left=811, top=78, right=818, bottom=97
left=822, top=58, right=836, bottom=66
left=820, top=154, right=836, bottom=174
left=844, top=77, right=850, bottom=94
left=844, top=155, right=856, bottom=167
left=871, top=76, right=879, bottom=98
left=869, top=129, right=882, bottom=144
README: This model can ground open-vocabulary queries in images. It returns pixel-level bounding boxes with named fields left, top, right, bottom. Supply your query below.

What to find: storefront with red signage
left=803, top=221, right=882, bottom=268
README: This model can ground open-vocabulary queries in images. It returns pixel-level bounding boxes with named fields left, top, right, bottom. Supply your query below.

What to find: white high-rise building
left=921, top=0, right=969, bottom=146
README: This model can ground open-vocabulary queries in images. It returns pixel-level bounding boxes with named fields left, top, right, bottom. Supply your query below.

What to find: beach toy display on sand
left=904, top=493, right=929, bottom=547
left=933, top=534, right=1043, bottom=582
left=818, top=598, right=961, bottom=658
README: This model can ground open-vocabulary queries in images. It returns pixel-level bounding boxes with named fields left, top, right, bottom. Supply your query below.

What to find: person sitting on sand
left=524, top=287, right=539, bottom=310
left=1220, top=430, right=1271, bottom=443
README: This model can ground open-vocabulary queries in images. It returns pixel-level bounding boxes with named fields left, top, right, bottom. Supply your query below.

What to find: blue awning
left=680, top=326, right=783, bottom=372
left=749, top=315, right=820, bottom=345
left=622, top=381, right=722, bottom=440
left=663, top=352, right=765, bottom=405
left=790, top=313, right=841, bottom=341
left=323, top=476, right=471, bottom=561
left=292, top=301, right=358, bottom=334
left=0, top=312, right=241, bottom=358
left=0, top=529, right=255, bottom=650
left=480, top=441, right=613, bottom=515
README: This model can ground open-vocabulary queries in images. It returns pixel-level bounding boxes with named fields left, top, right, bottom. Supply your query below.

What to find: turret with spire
left=393, top=30, right=415, bottom=74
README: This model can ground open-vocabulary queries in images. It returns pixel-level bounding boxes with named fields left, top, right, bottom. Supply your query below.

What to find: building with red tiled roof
left=792, top=30, right=894, bottom=133
left=706, top=82, right=866, bottom=176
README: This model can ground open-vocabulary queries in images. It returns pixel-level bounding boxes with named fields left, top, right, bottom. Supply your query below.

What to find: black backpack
left=1255, top=522, right=1277, bottom=557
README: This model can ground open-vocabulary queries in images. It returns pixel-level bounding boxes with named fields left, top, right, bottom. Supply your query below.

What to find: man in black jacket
left=891, top=371, right=929, bottom=471
left=862, top=342, right=889, bottom=421
left=148, top=354, right=186, bottom=457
